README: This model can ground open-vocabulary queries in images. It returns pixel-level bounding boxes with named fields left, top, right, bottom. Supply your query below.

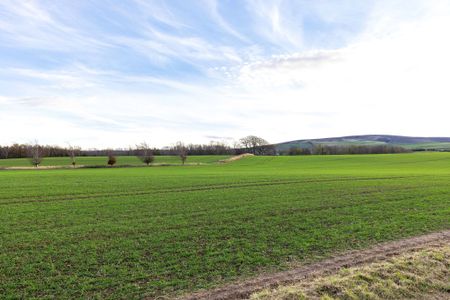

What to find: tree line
left=0, top=142, right=229, bottom=159
left=281, top=144, right=411, bottom=155
left=0, top=143, right=80, bottom=159
left=0, top=136, right=412, bottom=167
left=0, top=136, right=272, bottom=167
left=0, top=136, right=273, bottom=159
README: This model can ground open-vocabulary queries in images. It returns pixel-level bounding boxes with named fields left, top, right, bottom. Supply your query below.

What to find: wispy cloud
left=1, top=0, right=449, bottom=147
left=244, top=0, right=303, bottom=50
left=232, top=49, right=342, bottom=88
left=201, top=0, right=249, bottom=42
left=0, top=1, right=112, bottom=52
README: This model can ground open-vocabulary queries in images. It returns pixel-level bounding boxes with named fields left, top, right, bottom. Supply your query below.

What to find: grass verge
left=251, top=244, right=450, bottom=299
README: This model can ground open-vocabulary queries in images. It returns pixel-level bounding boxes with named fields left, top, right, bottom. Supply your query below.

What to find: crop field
left=1, top=153, right=449, bottom=299
left=0, top=155, right=229, bottom=168
left=399, top=142, right=450, bottom=151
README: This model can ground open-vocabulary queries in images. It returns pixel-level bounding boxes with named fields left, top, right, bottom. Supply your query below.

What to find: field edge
left=179, top=230, right=450, bottom=300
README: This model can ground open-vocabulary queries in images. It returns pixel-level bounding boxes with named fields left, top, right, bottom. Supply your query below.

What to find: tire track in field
left=179, top=230, right=450, bottom=300
left=0, top=176, right=417, bottom=206
left=1, top=185, right=433, bottom=237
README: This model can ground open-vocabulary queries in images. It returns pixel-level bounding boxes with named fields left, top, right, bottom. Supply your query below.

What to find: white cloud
left=234, top=49, right=342, bottom=88
left=0, top=1, right=111, bottom=52
left=131, top=0, right=186, bottom=29
left=1, top=0, right=450, bottom=147
left=245, top=0, right=303, bottom=50
left=216, top=0, right=450, bottom=141
left=201, top=0, right=249, bottom=42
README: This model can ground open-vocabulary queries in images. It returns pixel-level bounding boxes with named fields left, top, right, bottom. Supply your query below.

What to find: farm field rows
left=0, top=153, right=449, bottom=299
left=0, top=155, right=230, bottom=167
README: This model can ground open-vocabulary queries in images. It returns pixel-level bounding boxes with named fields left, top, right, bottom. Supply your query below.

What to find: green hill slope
left=276, top=134, right=450, bottom=152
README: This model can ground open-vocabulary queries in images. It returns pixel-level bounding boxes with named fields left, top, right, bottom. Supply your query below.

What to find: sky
left=0, top=0, right=449, bottom=148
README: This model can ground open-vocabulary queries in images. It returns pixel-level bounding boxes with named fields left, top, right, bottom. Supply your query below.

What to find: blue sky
left=1, top=0, right=449, bottom=148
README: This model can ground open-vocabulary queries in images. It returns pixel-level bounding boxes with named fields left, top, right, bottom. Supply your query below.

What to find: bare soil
left=218, top=153, right=254, bottom=163
left=0, top=165, right=77, bottom=170
left=180, top=230, right=450, bottom=300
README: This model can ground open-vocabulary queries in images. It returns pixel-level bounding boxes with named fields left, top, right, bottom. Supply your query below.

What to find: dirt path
left=0, top=165, right=77, bottom=170
left=180, top=230, right=450, bottom=300
left=218, top=153, right=254, bottom=163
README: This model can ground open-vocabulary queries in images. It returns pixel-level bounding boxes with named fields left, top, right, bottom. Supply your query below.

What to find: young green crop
left=0, top=155, right=230, bottom=167
left=0, top=152, right=449, bottom=299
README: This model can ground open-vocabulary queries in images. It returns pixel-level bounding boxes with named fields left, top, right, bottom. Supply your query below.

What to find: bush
left=107, top=154, right=117, bottom=166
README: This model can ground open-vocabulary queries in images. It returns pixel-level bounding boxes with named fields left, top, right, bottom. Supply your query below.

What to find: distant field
left=398, top=142, right=450, bottom=151
left=0, top=155, right=229, bottom=167
left=1, top=153, right=449, bottom=299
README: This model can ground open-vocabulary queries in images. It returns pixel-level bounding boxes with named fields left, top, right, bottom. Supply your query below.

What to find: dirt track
left=218, top=153, right=254, bottom=163
left=180, top=230, right=450, bottom=300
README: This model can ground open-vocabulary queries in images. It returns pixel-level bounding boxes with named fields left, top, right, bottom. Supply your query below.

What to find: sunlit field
left=1, top=153, right=449, bottom=298
left=0, top=155, right=230, bottom=167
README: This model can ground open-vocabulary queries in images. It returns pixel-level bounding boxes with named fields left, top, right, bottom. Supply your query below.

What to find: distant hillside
left=276, top=135, right=450, bottom=152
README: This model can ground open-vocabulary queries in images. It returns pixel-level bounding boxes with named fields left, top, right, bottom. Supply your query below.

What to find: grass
left=0, top=155, right=230, bottom=167
left=0, top=152, right=449, bottom=298
left=398, top=142, right=450, bottom=151
left=251, top=244, right=450, bottom=299
left=275, top=140, right=385, bottom=151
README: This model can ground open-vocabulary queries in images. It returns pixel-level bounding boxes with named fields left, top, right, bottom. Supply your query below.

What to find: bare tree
left=27, top=140, right=43, bottom=167
left=175, top=142, right=187, bottom=165
left=239, top=135, right=269, bottom=154
left=107, top=151, right=117, bottom=166
left=232, top=140, right=242, bottom=149
left=67, top=144, right=80, bottom=167
left=135, top=142, right=154, bottom=166
left=0, top=146, right=9, bottom=159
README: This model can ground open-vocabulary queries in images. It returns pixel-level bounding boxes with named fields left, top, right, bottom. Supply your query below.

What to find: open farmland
left=0, top=155, right=230, bottom=168
left=1, top=153, right=449, bottom=299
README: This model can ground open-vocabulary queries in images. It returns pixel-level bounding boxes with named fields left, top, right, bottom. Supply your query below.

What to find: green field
left=0, top=155, right=229, bottom=167
left=398, top=142, right=450, bottom=151
left=1, top=153, right=449, bottom=299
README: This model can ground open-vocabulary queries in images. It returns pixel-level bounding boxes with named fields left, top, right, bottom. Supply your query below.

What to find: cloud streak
left=0, top=0, right=449, bottom=147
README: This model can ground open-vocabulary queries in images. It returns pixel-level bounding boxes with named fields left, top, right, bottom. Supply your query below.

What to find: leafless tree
left=0, top=146, right=9, bottom=159
left=135, top=142, right=154, bottom=166
left=239, top=135, right=269, bottom=154
left=27, top=140, right=43, bottom=167
left=67, top=144, right=80, bottom=167
left=232, top=140, right=242, bottom=149
left=107, top=151, right=117, bottom=166
left=175, top=142, right=187, bottom=165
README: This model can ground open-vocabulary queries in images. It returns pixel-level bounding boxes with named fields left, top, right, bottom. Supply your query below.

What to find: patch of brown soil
left=219, top=153, right=255, bottom=163
left=0, top=165, right=83, bottom=170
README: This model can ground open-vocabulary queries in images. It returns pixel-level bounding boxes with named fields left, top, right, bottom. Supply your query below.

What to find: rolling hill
left=275, top=134, right=450, bottom=152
